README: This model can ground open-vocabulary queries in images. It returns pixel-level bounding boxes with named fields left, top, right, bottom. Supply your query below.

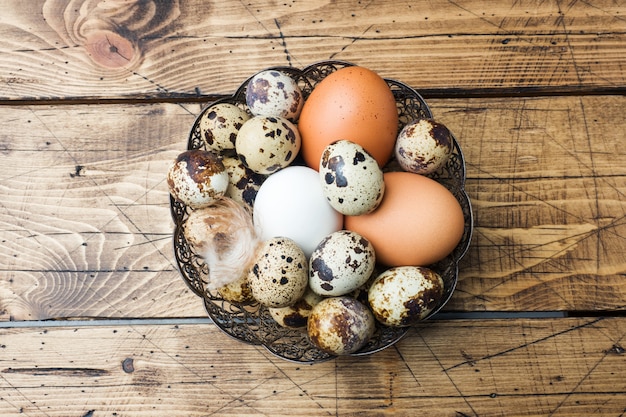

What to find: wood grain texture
left=0, top=2, right=624, bottom=415
left=1, top=0, right=626, bottom=100
left=1, top=318, right=625, bottom=416
left=0, top=103, right=203, bottom=321
left=435, top=95, right=626, bottom=312
left=1, top=96, right=624, bottom=320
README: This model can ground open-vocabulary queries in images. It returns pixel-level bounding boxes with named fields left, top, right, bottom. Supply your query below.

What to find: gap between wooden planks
left=2, top=0, right=626, bottom=100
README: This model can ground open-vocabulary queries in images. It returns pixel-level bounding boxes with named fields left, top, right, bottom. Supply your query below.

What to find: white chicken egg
left=309, top=230, right=375, bottom=297
left=307, top=296, right=375, bottom=355
left=246, top=70, right=304, bottom=122
left=395, top=118, right=453, bottom=175
left=199, top=103, right=250, bottom=153
left=247, top=237, right=308, bottom=308
left=236, top=115, right=301, bottom=174
left=253, top=166, right=343, bottom=258
left=368, top=266, right=444, bottom=327
left=167, top=149, right=229, bottom=209
left=319, top=140, right=384, bottom=216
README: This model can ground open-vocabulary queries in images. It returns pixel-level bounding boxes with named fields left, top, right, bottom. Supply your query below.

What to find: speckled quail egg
left=221, top=155, right=266, bottom=209
left=269, top=288, right=324, bottom=329
left=167, top=149, right=229, bottom=209
left=199, top=103, right=250, bottom=153
left=236, top=115, right=301, bottom=174
left=368, top=266, right=444, bottom=327
left=349, top=264, right=384, bottom=305
left=309, top=230, right=375, bottom=297
left=319, top=140, right=384, bottom=216
left=247, top=237, right=308, bottom=308
left=307, top=296, right=375, bottom=355
left=395, top=118, right=453, bottom=175
left=217, top=274, right=254, bottom=304
left=246, top=70, right=304, bottom=122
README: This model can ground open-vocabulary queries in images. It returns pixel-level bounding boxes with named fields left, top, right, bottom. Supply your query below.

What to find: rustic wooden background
left=0, top=1, right=625, bottom=416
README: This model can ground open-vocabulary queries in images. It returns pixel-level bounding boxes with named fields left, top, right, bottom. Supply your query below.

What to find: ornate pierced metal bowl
left=171, top=60, right=473, bottom=363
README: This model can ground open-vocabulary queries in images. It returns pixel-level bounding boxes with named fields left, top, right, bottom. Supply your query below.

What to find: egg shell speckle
left=221, top=155, right=267, bottom=209
left=199, top=103, right=250, bottom=152
left=368, top=266, right=444, bottom=327
left=319, top=140, right=385, bottom=216
left=236, top=115, right=301, bottom=174
left=217, top=274, right=254, bottom=304
left=395, top=118, right=453, bottom=174
left=309, top=230, right=375, bottom=296
left=307, top=296, right=375, bottom=355
left=167, top=149, right=229, bottom=209
left=246, top=70, right=304, bottom=122
left=269, top=288, right=323, bottom=329
left=247, top=237, right=308, bottom=308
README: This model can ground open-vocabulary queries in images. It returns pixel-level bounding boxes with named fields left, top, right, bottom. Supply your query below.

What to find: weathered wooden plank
left=0, top=102, right=203, bottom=321
left=1, top=0, right=626, bottom=100
left=0, top=318, right=624, bottom=416
left=434, top=95, right=626, bottom=312
left=1, top=96, right=624, bottom=321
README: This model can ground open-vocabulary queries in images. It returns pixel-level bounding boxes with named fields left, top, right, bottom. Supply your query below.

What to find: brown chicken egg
left=298, top=66, right=398, bottom=170
left=344, top=171, right=465, bottom=267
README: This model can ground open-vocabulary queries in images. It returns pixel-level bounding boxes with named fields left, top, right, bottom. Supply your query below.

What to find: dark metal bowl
left=171, top=60, right=473, bottom=363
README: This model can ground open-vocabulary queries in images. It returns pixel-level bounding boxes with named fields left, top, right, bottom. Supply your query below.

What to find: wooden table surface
left=1, top=1, right=625, bottom=416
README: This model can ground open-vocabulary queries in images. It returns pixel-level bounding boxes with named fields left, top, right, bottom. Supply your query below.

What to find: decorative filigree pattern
left=171, top=61, right=473, bottom=363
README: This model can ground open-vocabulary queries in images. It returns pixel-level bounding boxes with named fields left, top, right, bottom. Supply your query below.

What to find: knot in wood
left=84, top=30, right=136, bottom=69
left=122, top=357, right=135, bottom=373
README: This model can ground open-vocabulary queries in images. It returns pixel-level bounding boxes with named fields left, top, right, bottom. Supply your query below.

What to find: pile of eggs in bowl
left=167, top=65, right=465, bottom=356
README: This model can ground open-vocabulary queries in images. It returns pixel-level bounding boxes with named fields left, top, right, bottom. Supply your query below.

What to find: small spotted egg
left=368, top=266, right=444, bottom=327
left=167, top=149, right=229, bottom=209
left=236, top=115, right=301, bottom=175
left=246, top=70, right=304, bottom=122
left=247, top=237, right=308, bottom=308
left=319, top=140, right=384, bottom=216
left=307, top=296, right=375, bottom=355
left=217, top=274, right=254, bottom=304
left=309, top=230, right=375, bottom=297
left=221, top=155, right=266, bottom=209
left=395, top=118, right=453, bottom=175
left=199, top=103, right=250, bottom=153
left=269, top=288, right=323, bottom=329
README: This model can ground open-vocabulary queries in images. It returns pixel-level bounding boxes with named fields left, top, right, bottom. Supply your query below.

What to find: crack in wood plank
left=444, top=317, right=605, bottom=371
left=2, top=367, right=109, bottom=377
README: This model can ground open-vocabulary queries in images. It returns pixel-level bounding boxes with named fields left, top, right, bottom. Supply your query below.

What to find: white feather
left=184, top=197, right=261, bottom=290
